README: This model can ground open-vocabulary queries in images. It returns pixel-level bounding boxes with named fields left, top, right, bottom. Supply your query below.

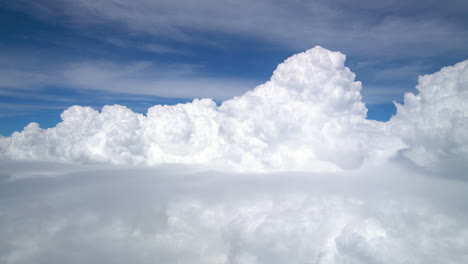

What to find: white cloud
left=1, top=46, right=467, bottom=175
left=1, top=46, right=468, bottom=263
left=0, top=162, right=467, bottom=263
left=0, top=47, right=405, bottom=172
left=390, top=60, right=468, bottom=176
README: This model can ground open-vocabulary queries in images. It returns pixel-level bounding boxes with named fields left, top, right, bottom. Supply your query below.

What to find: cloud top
left=0, top=46, right=466, bottom=174
left=390, top=60, right=468, bottom=175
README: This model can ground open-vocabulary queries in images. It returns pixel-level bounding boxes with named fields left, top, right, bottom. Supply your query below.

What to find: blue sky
left=0, top=0, right=467, bottom=136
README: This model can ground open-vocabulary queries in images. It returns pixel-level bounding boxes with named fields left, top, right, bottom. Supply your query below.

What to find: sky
left=0, top=0, right=467, bottom=135
left=0, top=1, right=468, bottom=263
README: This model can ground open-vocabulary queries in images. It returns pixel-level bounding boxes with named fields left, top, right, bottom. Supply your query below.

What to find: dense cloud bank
left=1, top=46, right=466, bottom=174
left=1, top=162, right=468, bottom=264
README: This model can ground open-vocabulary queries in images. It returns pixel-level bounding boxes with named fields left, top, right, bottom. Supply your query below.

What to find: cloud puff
left=0, top=47, right=405, bottom=172
left=390, top=60, right=468, bottom=176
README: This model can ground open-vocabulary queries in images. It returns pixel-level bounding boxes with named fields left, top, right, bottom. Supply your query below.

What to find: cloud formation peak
left=390, top=60, right=468, bottom=175
left=1, top=46, right=466, bottom=174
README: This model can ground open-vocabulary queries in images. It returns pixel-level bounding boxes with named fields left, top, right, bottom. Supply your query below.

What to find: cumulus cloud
left=0, top=47, right=405, bottom=172
left=390, top=60, right=468, bottom=176
left=2, top=46, right=467, bottom=175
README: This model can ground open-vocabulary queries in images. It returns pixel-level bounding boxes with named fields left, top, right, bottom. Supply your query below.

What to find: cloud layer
left=1, top=162, right=467, bottom=264
left=1, top=46, right=467, bottom=175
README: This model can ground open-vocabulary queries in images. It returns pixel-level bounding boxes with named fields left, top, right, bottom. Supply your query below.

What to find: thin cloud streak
left=0, top=56, right=257, bottom=101
left=5, top=0, right=468, bottom=58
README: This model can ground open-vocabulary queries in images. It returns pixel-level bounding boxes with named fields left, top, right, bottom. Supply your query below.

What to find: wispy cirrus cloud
left=0, top=51, right=257, bottom=101
left=4, top=0, right=468, bottom=58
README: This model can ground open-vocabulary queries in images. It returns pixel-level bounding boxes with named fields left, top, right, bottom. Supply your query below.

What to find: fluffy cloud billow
left=0, top=46, right=467, bottom=263
left=1, top=46, right=467, bottom=174
left=0, top=46, right=410, bottom=171
left=390, top=60, right=468, bottom=176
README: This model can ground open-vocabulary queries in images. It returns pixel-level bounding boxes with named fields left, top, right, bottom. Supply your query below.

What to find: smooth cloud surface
left=1, top=163, right=468, bottom=264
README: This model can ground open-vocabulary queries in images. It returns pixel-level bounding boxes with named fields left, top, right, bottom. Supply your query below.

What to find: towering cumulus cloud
left=0, top=46, right=466, bottom=174
left=390, top=60, right=468, bottom=176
